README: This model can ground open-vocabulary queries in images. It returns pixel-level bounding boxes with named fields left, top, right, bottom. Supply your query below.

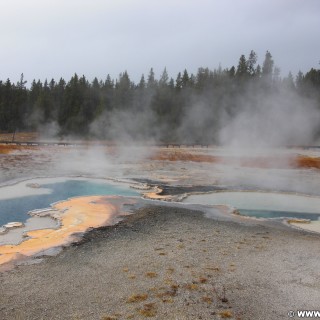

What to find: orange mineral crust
left=0, top=195, right=129, bottom=269
left=150, top=149, right=320, bottom=170
left=294, top=155, right=320, bottom=169
left=150, top=150, right=218, bottom=163
left=0, top=144, right=39, bottom=154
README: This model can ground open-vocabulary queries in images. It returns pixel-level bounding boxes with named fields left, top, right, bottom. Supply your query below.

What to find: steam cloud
left=88, top=80, right=320, bottom=149
left=218, top=86, right=320, bottom=148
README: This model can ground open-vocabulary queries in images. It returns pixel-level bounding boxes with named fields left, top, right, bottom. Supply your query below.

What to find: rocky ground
left=1, top=205, right=319, bottom=320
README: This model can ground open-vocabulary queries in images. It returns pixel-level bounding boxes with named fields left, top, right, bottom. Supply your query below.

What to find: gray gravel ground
left=0, top=205, right=319, bottom=320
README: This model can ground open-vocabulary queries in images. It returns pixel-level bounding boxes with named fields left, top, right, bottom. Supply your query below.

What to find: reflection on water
left=183, top=191, right=320, bottom=220
left=0, top=178, right=138, bottom=226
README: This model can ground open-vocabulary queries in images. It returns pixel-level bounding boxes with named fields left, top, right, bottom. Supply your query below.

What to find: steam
left=21, top=63, right=319, bottom=184
left=90, top=108, right=156, bottom=143
left=87, top=76, right=320, bottom=149
left=176, top=100, right=218, bottom=144
left=52, top=146, right=114, bottom=177
left=218, top=86, right=320, bottom=148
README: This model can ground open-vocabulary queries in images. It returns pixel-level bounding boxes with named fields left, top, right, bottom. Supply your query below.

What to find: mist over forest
left=1, top=50, right=320, bottom=147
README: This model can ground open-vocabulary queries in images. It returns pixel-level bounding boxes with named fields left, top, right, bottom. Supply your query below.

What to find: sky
left=0, top=0, right=319, bottom=85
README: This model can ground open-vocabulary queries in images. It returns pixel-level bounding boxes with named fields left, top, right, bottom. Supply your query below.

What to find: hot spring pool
left=0, top=177, right=139, bottom=226
left=183, top=191, right=320, bottom=221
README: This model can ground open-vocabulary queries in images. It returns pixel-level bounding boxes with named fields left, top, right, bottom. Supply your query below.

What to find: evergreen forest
left=0, top=50, right=320, bottom=144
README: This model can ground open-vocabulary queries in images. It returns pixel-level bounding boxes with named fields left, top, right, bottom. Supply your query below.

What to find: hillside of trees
left=0, top=50, right=319, bottom=144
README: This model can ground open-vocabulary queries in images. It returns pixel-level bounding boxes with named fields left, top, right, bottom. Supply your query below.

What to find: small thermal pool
left=0, top=177, right=138, bottom=227
left=183, top=191, right=320, bottom=221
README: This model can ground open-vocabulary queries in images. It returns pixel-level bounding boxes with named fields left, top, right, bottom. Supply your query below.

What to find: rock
left=29, top=208, right=58, bottom=218
left=232, top=209, right=241, bottom=215
left=4, top=222, right=24, bottom=229
left=130, top=183, right=151, bottom=190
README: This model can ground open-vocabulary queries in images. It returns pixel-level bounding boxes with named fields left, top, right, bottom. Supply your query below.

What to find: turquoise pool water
left=0, top=178, right=138, bottom=226
left=183, top=191, right=320, bottom=221
left=238, top=209, right=320, bottom=220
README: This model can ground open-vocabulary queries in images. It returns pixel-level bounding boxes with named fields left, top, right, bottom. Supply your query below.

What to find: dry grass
left=156, top=284, right=179, bottom=299
left=219, top=310, right=233, bottom=318
left=145, top=272, right=158, bottom=278
left=160, top=297, right=174, bottom=303
left=202, top=296, right=213, bottom=304
left=184, top=283, right=199, bottom=291
left=101, top=316, right=118, bottom=320
left=206, top=267, right=220, bottom=272
left=127, top=293, right=148, bottom=303
left=199, top=277, right=208, bottom=283
left=138, top=303, right=157, bottom=317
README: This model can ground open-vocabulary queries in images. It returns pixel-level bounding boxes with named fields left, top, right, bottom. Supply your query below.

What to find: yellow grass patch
left=199, top=277, right=208, bottom=283
left=184, top=283, right=199, bottom=291
left=101, top=316, right=118, bottom=320
left=145, top=272, right=158, bottom=278
left=138, top=303, right=157, bottom=317
left=219, top=310, right=233, bottom=318
left=202, top=296, right=213, bottom=304
left=127, top=294, right=148, bottom=303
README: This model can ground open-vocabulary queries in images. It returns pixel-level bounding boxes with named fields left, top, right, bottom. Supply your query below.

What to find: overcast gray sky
left=0, top=0, right=319, bottom=84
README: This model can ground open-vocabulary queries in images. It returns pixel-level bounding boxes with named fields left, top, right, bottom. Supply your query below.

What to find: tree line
left=0, top=50, right=319, bottom=143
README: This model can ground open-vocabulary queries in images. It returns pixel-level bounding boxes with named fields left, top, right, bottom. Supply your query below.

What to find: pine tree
left=147, top=68, right=157, bottom=89
left=138, top=74, right=146, bottom=89
left=159, top=67, right=169, bottom=87
left=283, top=71, right=295, bottom=90
left=228, top=66, right=235, bottom=78
left=236, top=54, right=248, bottom=79
left=247, top=50, right=257, bottom=76
left=262, top=51, right=274, bottom=77
left=175, top=72, right=182, bottom=90
left=181, top=69, right=190, bottom=87
left=295, top=71, right=304, bottom=92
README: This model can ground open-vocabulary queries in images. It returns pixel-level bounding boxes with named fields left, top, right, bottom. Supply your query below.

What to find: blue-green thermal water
left=183, top=192, right=320, bottom=221
left=238, top=209, right=320, bottom=221
left=0, top=179, right=138, bottom=226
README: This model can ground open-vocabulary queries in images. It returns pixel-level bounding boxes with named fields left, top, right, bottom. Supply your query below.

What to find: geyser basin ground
left=183, top=191, right=320, bottom=231
left=1, top=143, right=320, bottom=318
